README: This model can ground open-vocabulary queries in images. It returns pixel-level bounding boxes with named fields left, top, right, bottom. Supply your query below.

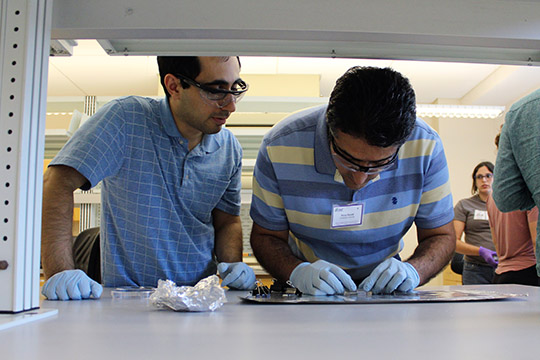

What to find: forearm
left=455, top=240, right=481, bottom=256
left=250, top=224, right=302, bottom=282
left=41, top=178, right=76, bottom=279
left=407, top=232, right=455, bottom=285
left=214, top=222, right=243, bottom=263
left=213, top=209, right=243, bottom=263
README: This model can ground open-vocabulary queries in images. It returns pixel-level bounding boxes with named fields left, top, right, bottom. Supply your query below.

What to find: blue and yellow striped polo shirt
left=250, top=105, right=453, bottom=279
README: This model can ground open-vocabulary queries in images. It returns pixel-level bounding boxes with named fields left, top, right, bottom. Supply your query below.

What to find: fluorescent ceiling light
left=416, top=104, right=505, bottom=119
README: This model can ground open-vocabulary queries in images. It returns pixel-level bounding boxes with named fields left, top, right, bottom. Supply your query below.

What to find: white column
left=0, top=0, right=52, bottom=313
left=79, top=95, right=100, bottom=233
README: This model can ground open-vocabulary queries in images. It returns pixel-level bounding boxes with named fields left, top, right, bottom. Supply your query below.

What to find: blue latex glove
left=41, top=269, right=103, bottom=301
left=479, top=246, right=499, bottom=267
left=289, top=260, right=357, bottom=296
left=218, top=262, right=256, bottom=290
left=360, top=258, right=420, bottom=294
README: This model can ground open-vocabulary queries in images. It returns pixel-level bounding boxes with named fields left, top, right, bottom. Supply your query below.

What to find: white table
left=1, top=284, right=539, bottom=360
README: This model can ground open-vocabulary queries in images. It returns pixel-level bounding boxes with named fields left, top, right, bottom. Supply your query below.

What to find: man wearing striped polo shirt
left=250, top=66, right=455, bottom=295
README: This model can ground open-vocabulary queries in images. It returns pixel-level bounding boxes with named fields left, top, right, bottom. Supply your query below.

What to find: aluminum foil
left=149, top=275, right=227, bottom=312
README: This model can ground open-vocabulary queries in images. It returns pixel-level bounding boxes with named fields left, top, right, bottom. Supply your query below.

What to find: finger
left=371, top=263, right=399, bottom=294
left=237, top=272, right=257, bottom=290
left=49, top=272, right=71, bottom=300
left=360, top=275, right=375, bottom=292
left=66, top=281, right=82, bottom=300
left=396, top=277, right=416, bottom=292
left=359, top=267, right=385, bottom=291
left=328, top=266, right=357, bottom=291
left=64, top=271, right=84, bottom=300
left=360, top=260, right=391, bottom=291
left=90, top=282, right=103, bottom=298
left=221, top=268, right=243, bottom=288
left=56, top=283, right=71, bottom=301
left=311, top=275, right=337, bottom=295
left=382, top=271, right=407, bottom=294
left=320, top=270, right=345, bottom=294
left=78, top=279, right=92, bottom=299
left=225, top=272, right=246, bottom=289
left=42, top=279, right=59, bottom=300
left=217, top=263, right=229, bottom=275
left=371, top=271, right=393, bottom=294
left=304, top=281, right=332, bottom=296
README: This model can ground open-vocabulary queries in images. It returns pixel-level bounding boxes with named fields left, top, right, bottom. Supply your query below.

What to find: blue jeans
left=462, top=261, right=494, bottom=285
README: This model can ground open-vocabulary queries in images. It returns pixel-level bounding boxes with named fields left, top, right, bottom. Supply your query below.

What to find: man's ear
left=164, top=74, right=181, bottom=98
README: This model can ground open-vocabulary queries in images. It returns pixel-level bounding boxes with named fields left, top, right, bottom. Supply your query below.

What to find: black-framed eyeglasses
left=174, top=73, right=248, bottom=107
left=475, top=173, right=493, bottom=180
left=330, top=135, right=399, bottom=175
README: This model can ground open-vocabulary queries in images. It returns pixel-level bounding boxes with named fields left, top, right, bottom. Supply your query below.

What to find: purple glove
left=479, top=246, right=498, bottom=267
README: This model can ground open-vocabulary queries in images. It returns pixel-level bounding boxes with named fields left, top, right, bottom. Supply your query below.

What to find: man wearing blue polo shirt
left=41, top=56, right=256, bottom=300
left=250, top=66, right=455, bottom=295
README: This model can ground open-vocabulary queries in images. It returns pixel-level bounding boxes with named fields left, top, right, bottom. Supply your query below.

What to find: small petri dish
left=111, top=286, right=155, bottom=299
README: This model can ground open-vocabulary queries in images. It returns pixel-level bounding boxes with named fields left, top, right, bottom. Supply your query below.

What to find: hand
left=479, top=247, right=499, bottom=267
left=41, top=269, right=103, bottom=301
left=218, top=262, right=256, bottom=290
left=289, top=260, right=357, bottom=296
left=360, top=258, right=420, bottom=294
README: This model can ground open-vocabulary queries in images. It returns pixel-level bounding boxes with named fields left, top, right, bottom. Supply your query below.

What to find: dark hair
left=156, top=56, right=240, bottom=98
left=494, top=124, right=503, bottom=148
left=471, top=161, right=494, bottom=194
left=326, top=66, right=416, bottom=147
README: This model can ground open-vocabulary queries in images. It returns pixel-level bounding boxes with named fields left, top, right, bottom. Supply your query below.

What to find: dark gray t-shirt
left=454, top=195, right=495, bottom=265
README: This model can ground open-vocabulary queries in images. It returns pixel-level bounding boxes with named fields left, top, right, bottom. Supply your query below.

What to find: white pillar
left=79, top=95, right=100, bottom=233
left=0, top=0, right=52, bottom=313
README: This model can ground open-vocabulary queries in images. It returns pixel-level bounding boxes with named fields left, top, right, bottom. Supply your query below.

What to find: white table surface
left=1, top=284, right=539, bottom=360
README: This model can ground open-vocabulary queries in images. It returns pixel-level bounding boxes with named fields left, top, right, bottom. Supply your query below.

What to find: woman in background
left=454, top=162, right=498, bottom=284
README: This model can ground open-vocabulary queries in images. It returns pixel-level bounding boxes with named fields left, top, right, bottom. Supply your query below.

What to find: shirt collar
left=160, top=97, right=182, bottom=138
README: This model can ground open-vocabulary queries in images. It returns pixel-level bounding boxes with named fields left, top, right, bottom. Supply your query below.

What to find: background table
left=1, top=284, right=539, bottom=360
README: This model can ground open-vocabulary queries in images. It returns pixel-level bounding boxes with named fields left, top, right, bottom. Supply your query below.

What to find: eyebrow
left=200, top=78, right=244, bottom=87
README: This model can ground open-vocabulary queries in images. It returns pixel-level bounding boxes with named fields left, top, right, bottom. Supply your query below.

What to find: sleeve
left=50, top=100, right=126, bottom=189
left=454, top=200, right=467, bottom=223
left=492, top=117, right=535, bottom=212
left=414, top=133, right=455, bottom=229
left=493, top=106, right=540, bottom=212
left=249, top=140, right=289, bottom=231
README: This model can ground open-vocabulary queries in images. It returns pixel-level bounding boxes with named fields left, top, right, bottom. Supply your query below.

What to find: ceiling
left=47, top=40, right=540, bottom=110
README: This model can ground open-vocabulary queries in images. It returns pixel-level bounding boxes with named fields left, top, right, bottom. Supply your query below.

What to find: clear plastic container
left=111, top=286, right=155, bottom=299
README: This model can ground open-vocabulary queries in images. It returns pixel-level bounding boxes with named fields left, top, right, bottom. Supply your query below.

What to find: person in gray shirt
left=453, top=161, right=498, bottom=284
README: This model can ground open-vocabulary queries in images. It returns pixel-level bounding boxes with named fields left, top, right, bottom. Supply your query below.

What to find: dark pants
left=72, top=227, right=101, bottom=283
left=462, top=261, right=495, bottom=285
left=492, top=265, right=540, bottom=286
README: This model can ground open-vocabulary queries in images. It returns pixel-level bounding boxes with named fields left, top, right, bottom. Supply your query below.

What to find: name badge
left=331, top=202, right=364, bottom=228
left=474, top=209, right=489, bottom=220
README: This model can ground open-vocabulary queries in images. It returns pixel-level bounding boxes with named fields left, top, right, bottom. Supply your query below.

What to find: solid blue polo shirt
left=51, top=96, right=242, bottom=286
left=250, top=105, right=453, bottom=279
